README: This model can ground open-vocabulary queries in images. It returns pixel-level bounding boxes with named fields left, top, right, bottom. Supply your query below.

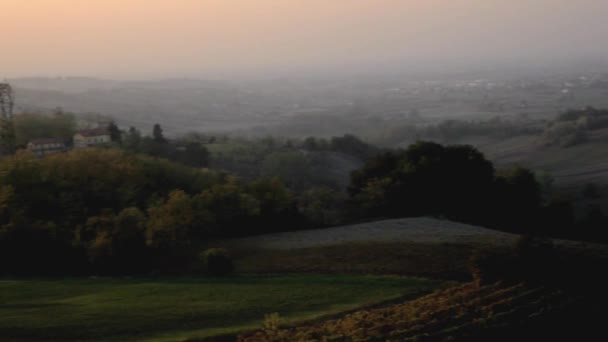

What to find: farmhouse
left=74, top=128, right=111, bottom=148
left=27, top=138, right=67, bottom=157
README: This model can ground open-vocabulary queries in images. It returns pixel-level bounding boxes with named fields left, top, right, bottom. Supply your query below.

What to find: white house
left=73, top=128, right=111, bottom=148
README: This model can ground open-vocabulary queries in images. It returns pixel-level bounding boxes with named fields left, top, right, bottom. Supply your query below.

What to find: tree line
left=0, top=137, right=605, bottom=276
left=0, top=149, right=301, bottom=275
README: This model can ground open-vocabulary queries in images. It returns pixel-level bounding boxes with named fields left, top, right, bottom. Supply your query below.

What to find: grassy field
left=0, top=275, right=438, bottom=342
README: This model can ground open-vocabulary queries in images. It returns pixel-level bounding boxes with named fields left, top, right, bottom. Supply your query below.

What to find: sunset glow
left=2, top=0, right=607, bottom=77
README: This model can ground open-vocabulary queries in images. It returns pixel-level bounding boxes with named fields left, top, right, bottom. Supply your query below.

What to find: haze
left=2, top=0, right=608, bottom=78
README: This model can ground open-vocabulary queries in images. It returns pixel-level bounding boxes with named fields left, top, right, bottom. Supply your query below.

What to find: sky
left=2, top=0, right=608, bottom=78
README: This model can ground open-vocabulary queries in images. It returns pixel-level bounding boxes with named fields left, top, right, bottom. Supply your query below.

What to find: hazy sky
left=2, top=0, right=607, bottom=78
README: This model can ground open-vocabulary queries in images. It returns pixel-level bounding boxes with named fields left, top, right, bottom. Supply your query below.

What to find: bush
left=469, top=236, right=557, bottom=286
left=468, top=249, right=516, bottom=286
left=515, top=235, right=556, bottom=281
left=200, top=248, right=234, bottom=276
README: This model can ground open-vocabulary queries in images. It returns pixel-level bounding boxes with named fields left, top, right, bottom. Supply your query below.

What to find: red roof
left=76, top=128, right=109, bottom=137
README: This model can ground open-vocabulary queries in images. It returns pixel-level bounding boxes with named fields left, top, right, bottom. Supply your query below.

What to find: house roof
left=75, top=127, right=110, bottom=137
left=28, top=138, right=65, bottom=146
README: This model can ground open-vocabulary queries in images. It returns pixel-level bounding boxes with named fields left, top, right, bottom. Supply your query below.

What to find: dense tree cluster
left=0, top=137, right=605, bottom=276
left=203, top=134, right=372, bottom=191
left=122, top=124, right=210, bottom=168
left=13, top=111, right=76, bottom=146
left=0, top=149, right=300, bottom=275
left=302, top=134, right=378, bottom=160
left=349, top=141, right=546, bottom=233
left=543, top=107, right=608, bottom=147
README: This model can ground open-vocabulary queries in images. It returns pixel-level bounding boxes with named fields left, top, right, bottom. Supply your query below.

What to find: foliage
left=153, top=123, right=166, bottom=143
left=298, top=187, right=347, bottom=226
left=543, top=107, right=608, bottom=147
left=0, top=118, right=16, bottom=154
left=0, top=135, right=599, bottom=275
left=374, top=117, right=542, bottom=146
left=493, top=167, right=543, bottom=232
left=542, top=120, right=587, bottom=147
left=0, top=148, right=301, bottom=275
left=348, top=142, right=547, bottom=233
left=469, top=235, right=556, bottom=286
left=261, top=151, right=312, bottom=191
left=349, top=142, right=497, bottom=224
left=13, top=111, right=76, bottom=146
left=108, top=121, right=122, bottom=143
left=422, top=118, right=541, bottom=142
left=207, top=135, right=370, bottom=191
left=120, top=124, right=210, bottom=168
left=556, top=106, right=608, bottom=128
left=201, top=248, right=234, bottom=276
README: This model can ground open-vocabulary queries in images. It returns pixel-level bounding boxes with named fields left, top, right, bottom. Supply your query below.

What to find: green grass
left=0, top=274, right=438, bottom=342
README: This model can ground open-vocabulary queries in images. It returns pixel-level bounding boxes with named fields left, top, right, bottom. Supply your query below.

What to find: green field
left=0, top=275, right=437, bottom=342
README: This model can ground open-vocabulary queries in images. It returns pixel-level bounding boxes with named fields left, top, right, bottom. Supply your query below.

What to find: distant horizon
left=5, top=59, right=608, bottom=83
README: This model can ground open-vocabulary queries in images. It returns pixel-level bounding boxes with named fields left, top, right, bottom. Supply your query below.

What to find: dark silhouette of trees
left=175, top=142, right=210, bottom=167
left=349, top=141, right=541, bottom=231
left=0, top=83, right=16, bottom=155
left=124, top=126, right=142, bottom=151
left=153, top=123, right=166, bottom=143
left=0, top=148, right=303, bottom=275
left=108, top=122, right=122, bottom=143
left=493, top=167, right=542, bottom=232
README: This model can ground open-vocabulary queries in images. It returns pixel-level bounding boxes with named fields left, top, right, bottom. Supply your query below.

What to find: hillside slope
left=228, top=217, right=517, bottom=250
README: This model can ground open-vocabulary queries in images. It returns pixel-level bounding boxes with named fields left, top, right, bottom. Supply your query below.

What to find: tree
left=146, top=190, right=195, bottom=250
left=582, top=183, right=600, bottom=200
left=493, top=167, right=543, bottom=232
left=108, top=122, right=122, bottom=144
left=153, top=123, right=166, bottom=143
left=330, top=134, right=376, bottom=159
left=261, top=152, right=312, bottom=191
left=200, top=248, right=234, bottom=276
left=124, top=126, right=141, bottom=151
left=349, top=142, right=530, bottom=227
left=111, top=207, right=148, bottom=272
left=299, top=187, right=346, bottom=226
left=0, top=119, right=16, bottom=155
left=0, top=84, right=15, bottom=154
left=175, top=142, right=210, bottom=167
left=303, top=137, right=318, bottom=150
left=14, top=112, right=76, bottom=146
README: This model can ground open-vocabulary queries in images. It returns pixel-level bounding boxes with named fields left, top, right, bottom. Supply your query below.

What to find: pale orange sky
left=1, top=0, right=607, bottom=78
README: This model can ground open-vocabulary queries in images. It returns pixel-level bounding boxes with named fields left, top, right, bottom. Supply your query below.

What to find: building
left=27, top=138, right=67, bottom=157
left=73, top=128, right=111, bottom=148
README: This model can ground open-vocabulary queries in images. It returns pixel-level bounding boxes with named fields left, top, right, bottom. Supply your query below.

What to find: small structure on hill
left=27, top=138, right=67, bottom=157
left=73, top=128, right=111, bottom=148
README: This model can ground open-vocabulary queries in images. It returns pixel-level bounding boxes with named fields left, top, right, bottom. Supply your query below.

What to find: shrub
left=200, top=248, right=234, bottom=276
left=468, top=249, right=515, bottom=286
left=515, top=235, right=556, bottom=282
left=542, top=121, right=587, bottom=147
left=469, top=236, right=557, bottom=286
